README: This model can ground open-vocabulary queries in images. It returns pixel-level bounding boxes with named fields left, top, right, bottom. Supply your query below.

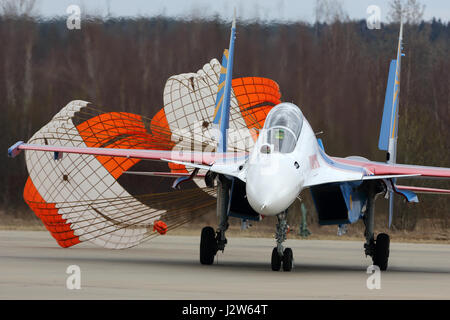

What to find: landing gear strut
left=363, top=182, right=390, bottom=271
left=271, top=211, right=293, bottom=271
left=200, top=175, right=230, bottom=265
left=216, top=175, right=230, bottom=252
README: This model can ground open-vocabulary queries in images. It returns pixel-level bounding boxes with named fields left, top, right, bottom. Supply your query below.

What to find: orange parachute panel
left=23, top=177, right=80, bottom=248
left=77, top=109, right=186, bottom=176
left=168, top=162, right=188, bottom=174
left=232, top=77, right=281, bottom=140
left=76, top=112, right=166, bottom=179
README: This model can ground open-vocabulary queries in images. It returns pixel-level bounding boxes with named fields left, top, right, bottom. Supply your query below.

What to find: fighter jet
left=9, top=16, right=450, bottom=271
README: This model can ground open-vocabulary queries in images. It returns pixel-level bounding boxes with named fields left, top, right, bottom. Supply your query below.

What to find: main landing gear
left=200, top=175, right=230, bottom=265
left=199, top=226, right=229, bottom=265
left=363, top=182, right=390, bottom=271
left=200, top=226, right=218, bottom=265
left=271, top=211, right=293, bottom=271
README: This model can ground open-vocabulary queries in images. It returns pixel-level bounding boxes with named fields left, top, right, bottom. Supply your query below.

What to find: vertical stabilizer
left=214, top=10, right=236, bottom=153
left=378, top=59, right=397, bottom=152
left=212, top=50, right=229, bottom=126
left=378, top=21, right=403, bottom=159
left=378, top=21, right=404, bottom=227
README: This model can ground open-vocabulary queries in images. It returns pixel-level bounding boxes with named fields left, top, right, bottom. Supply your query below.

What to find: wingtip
left=8, top=141, right=24, bottom=158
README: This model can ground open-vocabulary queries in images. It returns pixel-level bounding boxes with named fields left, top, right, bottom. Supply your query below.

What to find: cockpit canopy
left=261, top=102, right=303, bottom=154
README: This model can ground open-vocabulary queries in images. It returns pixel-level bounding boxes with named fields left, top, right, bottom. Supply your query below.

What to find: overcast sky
left=33, top=0, right=449, bottom=23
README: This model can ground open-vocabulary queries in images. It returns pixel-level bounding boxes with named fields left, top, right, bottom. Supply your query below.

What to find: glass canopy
left=261, top=103, right=303, bottom=153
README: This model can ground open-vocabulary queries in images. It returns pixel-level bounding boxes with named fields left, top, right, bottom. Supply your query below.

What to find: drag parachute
left=23, top=58, right=281, bottom=249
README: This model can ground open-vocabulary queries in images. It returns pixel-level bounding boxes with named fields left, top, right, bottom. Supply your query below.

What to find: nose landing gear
left=271, top=211, right=294, bottom=271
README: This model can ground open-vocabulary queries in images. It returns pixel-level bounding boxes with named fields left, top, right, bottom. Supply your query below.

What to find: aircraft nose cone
left=246, top=157, right=302, bottom=215
left=247, top=180, right=291, bottom=215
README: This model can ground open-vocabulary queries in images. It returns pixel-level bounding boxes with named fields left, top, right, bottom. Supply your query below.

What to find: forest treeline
left=0, top=15, right=448, bottom=230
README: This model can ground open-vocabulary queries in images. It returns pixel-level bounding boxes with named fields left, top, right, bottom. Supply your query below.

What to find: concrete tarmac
left=1, top=230, right=449, bottom=299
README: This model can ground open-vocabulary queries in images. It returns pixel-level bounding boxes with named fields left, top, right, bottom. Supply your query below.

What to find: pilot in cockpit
left=260, top=102, right=303, bottom=154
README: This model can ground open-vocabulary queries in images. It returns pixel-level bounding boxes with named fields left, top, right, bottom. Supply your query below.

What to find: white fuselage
left=245, top=103, right=319, bottom=216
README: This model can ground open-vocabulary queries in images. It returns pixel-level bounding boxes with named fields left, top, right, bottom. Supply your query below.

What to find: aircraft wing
left=331, top=157, right=450, bottom=179
left=8, top=142, right=248, bottom=179
left=303, top=149, right=450, bottom=189
left=124, top=171, right=206, bottom=178
left=9, top=142, right=232, bottom=165
left=328, top=156, right=450, bottom=195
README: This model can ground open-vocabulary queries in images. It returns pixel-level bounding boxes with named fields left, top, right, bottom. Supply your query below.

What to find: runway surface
left=1, top=230, right=449, bottom=299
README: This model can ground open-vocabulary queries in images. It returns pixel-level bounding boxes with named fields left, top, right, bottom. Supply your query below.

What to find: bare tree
left=314, top=0, right=348, bottom=24
left=388, top=0, right=425, bottom=24
left=0, top=0, right=37, bottom=17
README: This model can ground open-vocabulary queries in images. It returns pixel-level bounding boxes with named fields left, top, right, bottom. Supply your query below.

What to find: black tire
left=373, top=233, right=390, bottom=271
left=200, top=226, right=217, bottom=265
left=271, top=248, right=281, bottom=271
left=282, top=248, right=294, bottom=271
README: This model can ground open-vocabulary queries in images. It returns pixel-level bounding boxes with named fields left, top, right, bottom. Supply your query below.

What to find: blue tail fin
left=378, top=21, right=404, bottom=228
left=378, top=21, right=404, bottom=163
left=213, top=12, right=236, bottom=153
left=212, top=49, right=229, bottom=126
left=378, top=59, right=397, bottom=152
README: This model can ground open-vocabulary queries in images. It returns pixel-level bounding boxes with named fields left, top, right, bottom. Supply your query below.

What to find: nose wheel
left=271, top=248, right=281, bottom=271
left=271, top=247, right=294, bottom=271
left=282, top=248, right=294, bottom=271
